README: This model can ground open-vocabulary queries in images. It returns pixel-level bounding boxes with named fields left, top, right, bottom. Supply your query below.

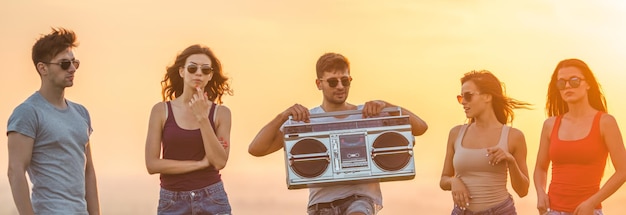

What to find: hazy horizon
left=2, top=0, right=626, bottom=214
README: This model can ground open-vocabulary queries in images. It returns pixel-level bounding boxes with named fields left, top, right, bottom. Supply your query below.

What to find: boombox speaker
left=282, top=107, right=415, bottom=189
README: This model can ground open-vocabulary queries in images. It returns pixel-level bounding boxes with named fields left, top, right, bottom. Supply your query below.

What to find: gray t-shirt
left=283, top=105, right=383, bottom=208
left=7, top=92, right=92, bottom=215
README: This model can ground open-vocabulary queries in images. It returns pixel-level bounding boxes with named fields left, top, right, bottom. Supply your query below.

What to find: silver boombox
left=282, top=107, right=416, bottom=189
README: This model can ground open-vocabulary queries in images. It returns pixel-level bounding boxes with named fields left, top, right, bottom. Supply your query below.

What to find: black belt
left=308, top=195, right=361, bottom=210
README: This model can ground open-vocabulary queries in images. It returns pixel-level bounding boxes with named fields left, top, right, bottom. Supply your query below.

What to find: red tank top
left=548, top=111, right=607, bottom=212
left=160, top=101, right=221, bottom=191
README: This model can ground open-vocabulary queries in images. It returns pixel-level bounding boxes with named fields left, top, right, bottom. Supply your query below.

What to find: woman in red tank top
left=145, top=44, right=234, bottom=214
left=534, top=59, right=626, bottom=215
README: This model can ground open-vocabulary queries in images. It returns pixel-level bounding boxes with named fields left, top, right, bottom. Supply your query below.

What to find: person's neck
left=178, top=91, right=194, bottom=104
left=471, top=110, right=502, bottom=129
left=39, top=85, right=66, bottom=109
left=175, top=89, right=213, bottom=106
left=564, top=100, right=596, bottom=118
left=320, top=102, right=355, bottom=112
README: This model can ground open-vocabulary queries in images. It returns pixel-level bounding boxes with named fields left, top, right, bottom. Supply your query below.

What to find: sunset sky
left=1, top=1, right=626, bottom=214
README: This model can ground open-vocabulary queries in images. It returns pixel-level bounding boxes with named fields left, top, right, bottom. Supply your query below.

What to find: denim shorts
left=307, top=195, right=377, bottom=215
left=544, top=209, right=603, bottom=215
left=451, top=196, right=516, bottom=215
left=158, top=181, right=231, bottom=215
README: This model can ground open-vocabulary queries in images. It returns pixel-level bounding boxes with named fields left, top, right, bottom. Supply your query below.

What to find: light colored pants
left=307, top=195, right=377, bottom=215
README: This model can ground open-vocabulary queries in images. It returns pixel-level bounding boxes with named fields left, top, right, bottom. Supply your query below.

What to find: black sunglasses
left=43, top=59, right=80, bottom=70
left=456, top=92, right=480, bottom=104
left=186, top=64, right=213, bottom=75
left=320, top=77, right=352, bottom=88
left=556, top=77, right=584, bottom=90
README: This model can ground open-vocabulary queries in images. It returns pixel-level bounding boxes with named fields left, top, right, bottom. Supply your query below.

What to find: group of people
left=439, top=63, right=626, bottom=215
left=6, top=28, right=626, bottom=215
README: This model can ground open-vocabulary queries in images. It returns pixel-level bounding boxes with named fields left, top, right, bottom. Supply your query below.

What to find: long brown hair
left=161, top=44, right=233, bottom=104
left=461, top=70, right=531, bottom=124
left=546, top=59, right=606, bottom=116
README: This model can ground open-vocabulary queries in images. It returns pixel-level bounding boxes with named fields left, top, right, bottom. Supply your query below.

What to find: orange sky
left=1, top=1, right=626, bottom=214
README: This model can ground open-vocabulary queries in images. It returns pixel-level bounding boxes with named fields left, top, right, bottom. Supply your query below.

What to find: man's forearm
left=249, top=114, right=287, bottom=156
left=85, top=165, right=100, bottom=214
left=8, top=172, right=35, bottom=215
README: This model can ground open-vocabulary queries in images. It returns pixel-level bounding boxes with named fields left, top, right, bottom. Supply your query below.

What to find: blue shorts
left=158, top=181, right=231, bottom=215
left=452, top=196, right=516, bottom=215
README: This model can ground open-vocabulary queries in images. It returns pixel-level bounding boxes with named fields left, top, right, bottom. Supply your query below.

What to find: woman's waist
left=458, top=174, right=508, bottom=190
left=160, top=170, right=221, bottom=191
left=465, top=192, right=511, bottom=212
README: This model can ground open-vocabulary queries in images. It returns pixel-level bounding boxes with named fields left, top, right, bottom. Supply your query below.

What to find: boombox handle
left=287, top=106, right=402, bottom=124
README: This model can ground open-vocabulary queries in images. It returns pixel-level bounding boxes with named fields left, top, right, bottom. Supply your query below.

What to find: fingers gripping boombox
left=282, top=107, right=416, bottom=189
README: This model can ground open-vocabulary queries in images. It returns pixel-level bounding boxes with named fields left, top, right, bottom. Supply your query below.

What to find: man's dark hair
left=315, top=52, right=350, bottom=78
left=32, top=27, right=78, bottom=68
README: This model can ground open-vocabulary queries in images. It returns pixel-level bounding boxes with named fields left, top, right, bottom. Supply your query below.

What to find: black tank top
left=160, top=101, right=221, bottom=191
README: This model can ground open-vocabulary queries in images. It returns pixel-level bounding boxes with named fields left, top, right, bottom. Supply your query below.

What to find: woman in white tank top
left=439, top=70, right=531, bottom=214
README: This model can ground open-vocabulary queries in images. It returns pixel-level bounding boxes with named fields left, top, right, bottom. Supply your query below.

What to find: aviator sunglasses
left=186, top=63, right=213, bottom=75
left=43, top=59, right=80, bottom=70
left=456, top=92, right=480, bottom=104
left=320, top=77, right=352, bottom=88
left=555, top=77, right=584, bottom=90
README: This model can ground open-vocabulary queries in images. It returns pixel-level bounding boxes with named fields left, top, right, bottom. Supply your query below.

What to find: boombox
left=282, top=107, right=416, bottom=189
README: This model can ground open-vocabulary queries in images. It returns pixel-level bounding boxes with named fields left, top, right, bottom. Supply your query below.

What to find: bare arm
left=197, top=105, right=231, bottom=170
left=399, top=106, right=428, bottom=136
left=145, top=102, right=209, bottom=174
left=534, top=118, right=555, bottom=214
left=577, top=114, right=626, bottom=209
left=189, top=88, right=232, bottom=170
left=439, top=125, right=460, bottom=190
left=7, top=132, right=35, bottom=215
left=440, top=125, right=471, bottom=209
left=84, top=142, right=100, bottom=215
left=362, top=100, right=428, bottom=136
left=505, top=128, right=530, bottom=197
left=248, top=104, right=309, bottom=157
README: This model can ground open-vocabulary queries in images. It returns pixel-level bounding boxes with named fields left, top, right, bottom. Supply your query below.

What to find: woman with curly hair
left=145, top=44, right=233, bottom=215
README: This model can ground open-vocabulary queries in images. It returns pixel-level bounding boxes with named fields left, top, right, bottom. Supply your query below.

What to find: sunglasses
left=320, top=77, right=352, bottom=88
left=456, top=92, right=480, bottom=104
left=555, top=77, right=584, bottom=90
left=43, top=59, right=80, bottom=70
left=186, top=64, right=213, bottom=75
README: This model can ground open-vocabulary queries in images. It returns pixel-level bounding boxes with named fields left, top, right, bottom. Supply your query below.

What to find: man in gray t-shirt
left=6, top=28, right=100, bottom=215
left=248, top=52, right=428, bottom=215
